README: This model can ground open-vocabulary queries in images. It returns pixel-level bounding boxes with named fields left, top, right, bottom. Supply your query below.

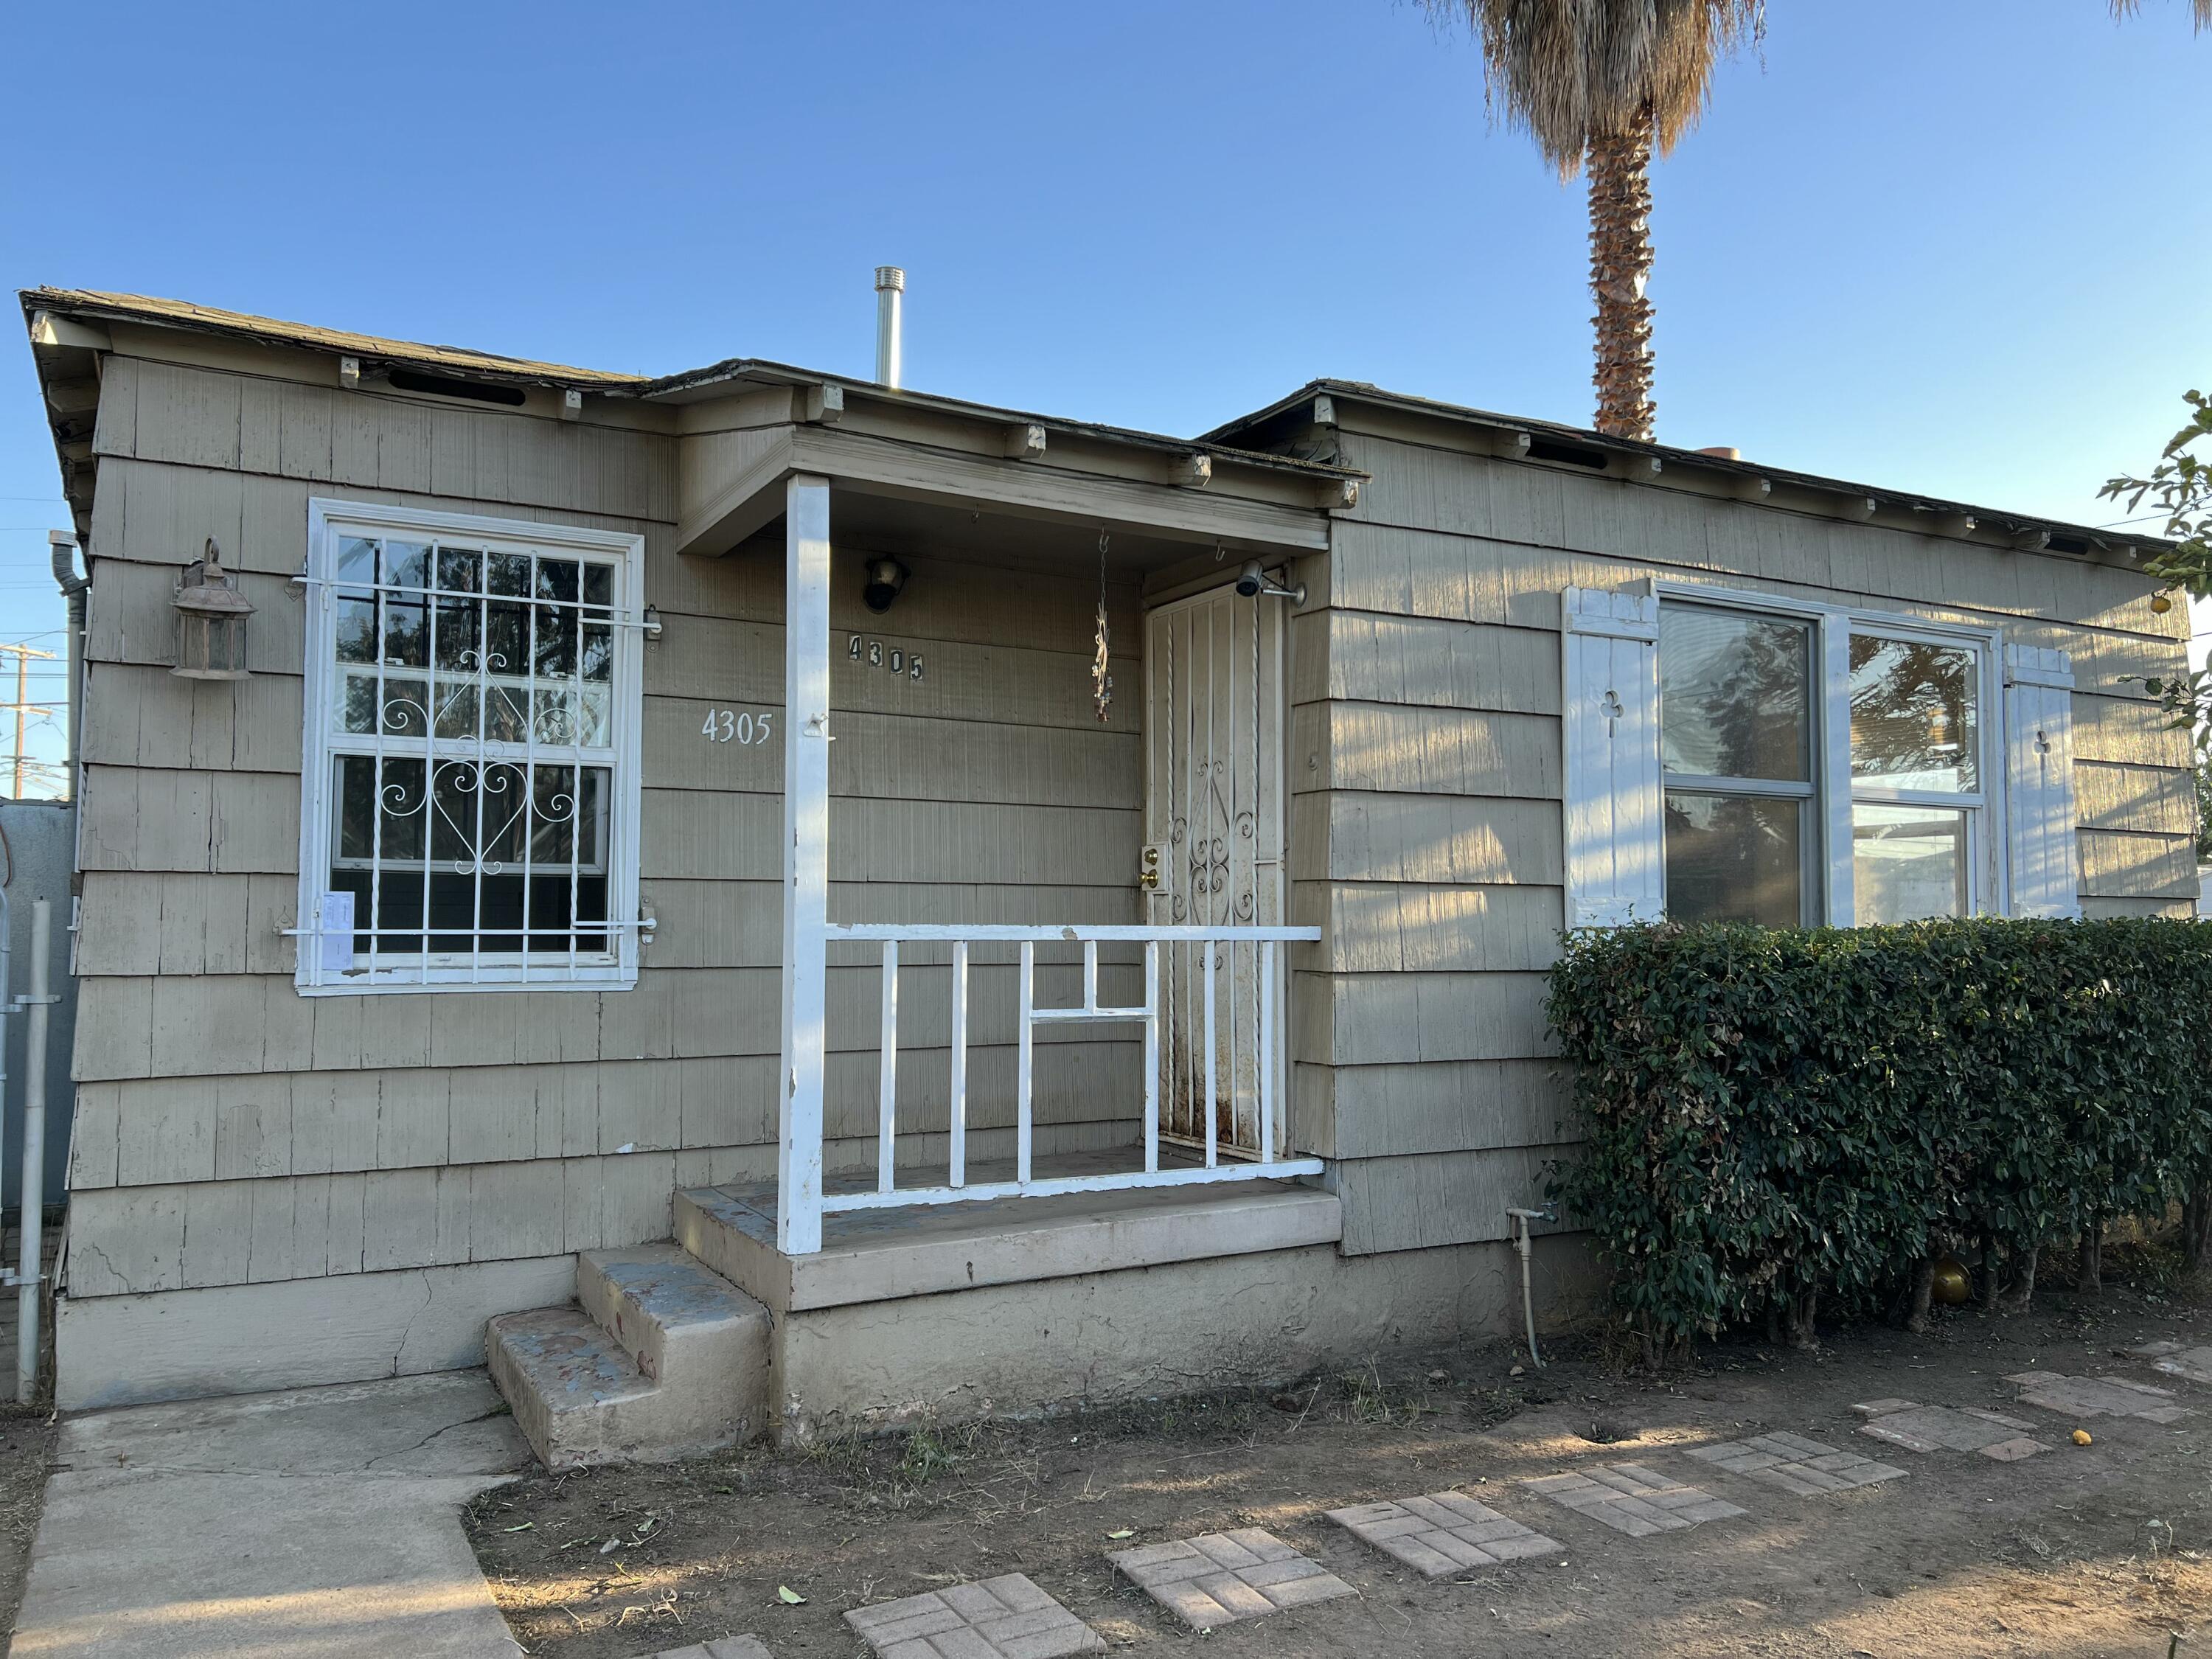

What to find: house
left=20, top=287, right=2192, bottom=1458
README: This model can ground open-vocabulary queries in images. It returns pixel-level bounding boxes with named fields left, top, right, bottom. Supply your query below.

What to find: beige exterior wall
left=60, top=342, right=1148, bottom=1392
left=52, top=334, right=2191, bottom=1408
left=1292, top=411, right=2194, bottom=1258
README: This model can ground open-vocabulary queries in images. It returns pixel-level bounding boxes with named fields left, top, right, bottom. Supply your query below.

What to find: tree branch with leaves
left=2103, top=391, right=2212, bottom=746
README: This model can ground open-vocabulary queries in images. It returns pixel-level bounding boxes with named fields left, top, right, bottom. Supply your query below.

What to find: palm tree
left=1424, top=1, right=1764, bottom=442
left=1427, top=1, right=2205, bottom=445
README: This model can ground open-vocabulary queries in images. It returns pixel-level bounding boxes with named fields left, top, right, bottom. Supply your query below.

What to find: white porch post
left=778, top=474, right=832, bottom=1255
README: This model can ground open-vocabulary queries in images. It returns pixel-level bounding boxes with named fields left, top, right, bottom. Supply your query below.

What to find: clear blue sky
left=1, top=1, right=2205, bottom=791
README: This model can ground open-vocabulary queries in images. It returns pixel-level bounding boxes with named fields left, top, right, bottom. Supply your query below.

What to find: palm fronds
left=1422, top=0, right=1764, bottom=178
left=2111, top=0, right=2212, bottom=29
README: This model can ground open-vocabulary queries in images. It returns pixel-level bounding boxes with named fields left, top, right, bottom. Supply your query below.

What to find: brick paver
left=1108, top=1528, right=1355, bottom=1630
left=2005, top=1371, right=2189, bottom=1423
left=1326, top=1490, right=1565, bottom=1576
left=2126, top=1341, right=2212, bottom=1388
left=1851, top=1399, right=2050, bottom=1460
left=845, top=1573, right=1105, bottom=1659
left=647, top=1640, right=771, bottom=1659
left=1520, top=1464, right=1745, bottom=1537
left=1684, top=1431, right=1906, bottom=1495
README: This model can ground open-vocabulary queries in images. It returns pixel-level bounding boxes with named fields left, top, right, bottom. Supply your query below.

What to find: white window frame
left=294, top=498, right=648, bottom=995
left=1653, top=582, right=2006, bottom=927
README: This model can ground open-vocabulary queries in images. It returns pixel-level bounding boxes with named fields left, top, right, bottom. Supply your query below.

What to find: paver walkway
left=2126, top=1340, right=2212, bottom=1387
left=2005, top=1371, right=2188, bottom=1422
left=1520, top=1464, right=1745, bottom=1536
left=1852, top=1399, right=2047, bottom=1460
left=846, top=1573, right=1104, bottom=1658
left=1109, top=1528, right=1355, bottom=1630
left=644, top=1641, right=771, bottom=1659
left=1326, top=1491, right=1564, bottom=1576
left=1685, top=1432, right=1905, bottom=1495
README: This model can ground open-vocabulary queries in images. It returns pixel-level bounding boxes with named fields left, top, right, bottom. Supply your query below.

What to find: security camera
left=1233, top=559, right=1307, bottom=605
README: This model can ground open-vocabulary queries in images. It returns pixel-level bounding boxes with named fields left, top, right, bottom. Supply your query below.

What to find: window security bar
left=288, top=568, right=664, bottom=636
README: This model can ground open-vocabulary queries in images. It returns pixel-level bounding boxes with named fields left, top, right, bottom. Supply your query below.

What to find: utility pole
left=0, top=644, right=56, bottom=799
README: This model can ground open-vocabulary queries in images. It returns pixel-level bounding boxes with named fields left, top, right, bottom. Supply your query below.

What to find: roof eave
left=1208, top=379, right=2172, bottom=564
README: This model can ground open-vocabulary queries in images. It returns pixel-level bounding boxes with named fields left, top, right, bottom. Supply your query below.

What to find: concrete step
left=485, top=1245, right=771, bottom=1470
left=578, top=1244, right=767, bottom=1390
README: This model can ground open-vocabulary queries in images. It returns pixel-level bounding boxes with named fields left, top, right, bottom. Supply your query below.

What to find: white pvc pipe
left=17, top=899, right=52, bottom=1400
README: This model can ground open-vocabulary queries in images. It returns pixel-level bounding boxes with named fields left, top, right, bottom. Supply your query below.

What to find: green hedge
left=1545, top=917, right=2212, bottom=1349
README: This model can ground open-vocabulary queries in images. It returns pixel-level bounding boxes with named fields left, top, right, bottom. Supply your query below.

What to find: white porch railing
left=796, top=923, right=1323, bottom=1234
left=771, top=475, right=1322, bottom=1255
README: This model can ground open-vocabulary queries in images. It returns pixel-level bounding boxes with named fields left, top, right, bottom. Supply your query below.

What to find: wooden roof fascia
left=1208, top=379, right=2171, bottom=566
left=21, top=287, right=644, bottom=389
left=676, top=422, right=1338, bottom=560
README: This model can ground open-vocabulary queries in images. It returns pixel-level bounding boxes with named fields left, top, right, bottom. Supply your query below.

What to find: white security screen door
left=1144, top=584, right=1289, bottom=1157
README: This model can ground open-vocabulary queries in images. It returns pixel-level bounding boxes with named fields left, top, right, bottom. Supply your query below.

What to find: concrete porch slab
left=677, top=1150, right=1340, bottom=1313
left=13, top=1369, right=530, bottom=1658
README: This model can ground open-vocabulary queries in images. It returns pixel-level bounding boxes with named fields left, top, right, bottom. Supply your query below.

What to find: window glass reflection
left=1663, top=791, right=1806, bottom=926
left=1660, top=608, right=1812, bottom=782
left=1848, top=635, right=1978, bottom=792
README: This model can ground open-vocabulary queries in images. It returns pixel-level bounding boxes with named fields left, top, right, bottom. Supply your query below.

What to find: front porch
left=490, top=375, right=1379, bottom=1458
left=672, top=373, right=1357, bottom=1259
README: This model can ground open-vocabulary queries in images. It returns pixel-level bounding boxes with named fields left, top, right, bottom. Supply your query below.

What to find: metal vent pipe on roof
left=874, top=266, right=905, bottom=389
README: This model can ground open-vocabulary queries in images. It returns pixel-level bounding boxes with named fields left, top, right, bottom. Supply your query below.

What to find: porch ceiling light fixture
left=861, top=556, right=908, bottom=614
left=1234, top=558, right=1306, bottom=606
left=171, top=538, right=255, bottom=680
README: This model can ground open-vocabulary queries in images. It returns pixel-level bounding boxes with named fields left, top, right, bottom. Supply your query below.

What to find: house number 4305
left=700, top=709, right=773, bottom=745
left=849, top=634, right=925, bottom=681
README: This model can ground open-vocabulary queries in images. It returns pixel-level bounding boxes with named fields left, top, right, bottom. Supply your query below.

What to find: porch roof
left=1205, top=378, right=2173, bottom=568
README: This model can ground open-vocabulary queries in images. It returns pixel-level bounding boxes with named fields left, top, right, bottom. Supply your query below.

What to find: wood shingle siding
left=95, top=356, right=678, bottom=520
left=65, top=342, right=1152, bottom=1307
left=1298, top=422, right=2194, bottom=1255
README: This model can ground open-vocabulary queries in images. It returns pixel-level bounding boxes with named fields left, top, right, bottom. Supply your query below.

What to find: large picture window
left=1658, top=597, right=1997, bottom=928
left=296, top=501, right=646, bottom=992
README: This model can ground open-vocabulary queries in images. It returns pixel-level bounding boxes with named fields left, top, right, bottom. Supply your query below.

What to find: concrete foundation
left=54, top=1253, right=577, bottom=1411
left=766, top=1231, right=1596, bottom=1442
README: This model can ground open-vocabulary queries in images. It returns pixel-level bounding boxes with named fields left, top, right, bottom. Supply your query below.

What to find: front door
left=1143, top=582, right=1288, bottom=1158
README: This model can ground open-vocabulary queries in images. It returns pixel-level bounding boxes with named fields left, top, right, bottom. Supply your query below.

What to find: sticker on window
left=319, top=891, right=355, bottom=972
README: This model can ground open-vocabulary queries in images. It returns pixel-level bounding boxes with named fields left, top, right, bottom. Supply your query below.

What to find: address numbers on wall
left=700, top=709, right=774, bottom=745
left=849, top=634, right=925, bottom=681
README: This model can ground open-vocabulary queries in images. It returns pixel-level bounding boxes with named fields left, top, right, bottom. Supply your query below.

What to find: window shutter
left=2003, top=643, right=2081, bottom=919
left=1562, top=587, right=1665, bottom=928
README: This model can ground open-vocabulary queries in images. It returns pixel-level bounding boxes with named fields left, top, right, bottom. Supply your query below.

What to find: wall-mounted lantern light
left=862, top=556, right=908, bottom=614
left=172, top=538, right=255, bottom=681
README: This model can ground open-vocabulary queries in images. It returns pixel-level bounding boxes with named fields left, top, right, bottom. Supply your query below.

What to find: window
left=296, top=501, right=645, bottom=992
left=1660, top=607, right=1817, bottom=925
left=1656, top=598, right=1997, bottom=928
left=1846, top=633, right=1982, bottom=924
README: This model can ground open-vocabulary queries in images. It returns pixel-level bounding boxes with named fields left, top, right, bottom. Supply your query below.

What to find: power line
left=0, top=643, right=58, bottom=800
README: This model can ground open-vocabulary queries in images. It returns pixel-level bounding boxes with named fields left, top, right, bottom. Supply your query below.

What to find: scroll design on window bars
left=307, top=520, right=640, bottom=987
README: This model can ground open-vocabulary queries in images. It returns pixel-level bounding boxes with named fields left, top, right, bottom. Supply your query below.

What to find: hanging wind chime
left=1091, top=529, right=1113, bottom=723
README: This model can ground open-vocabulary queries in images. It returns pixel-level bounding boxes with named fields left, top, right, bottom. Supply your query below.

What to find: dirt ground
left=467, top=1265, right=2212, bottom=1659
left=0, top=1408, right=57, bottom=1643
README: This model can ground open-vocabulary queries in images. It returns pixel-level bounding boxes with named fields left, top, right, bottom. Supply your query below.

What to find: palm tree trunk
left=1587, top=104, right=1657, bottom=442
